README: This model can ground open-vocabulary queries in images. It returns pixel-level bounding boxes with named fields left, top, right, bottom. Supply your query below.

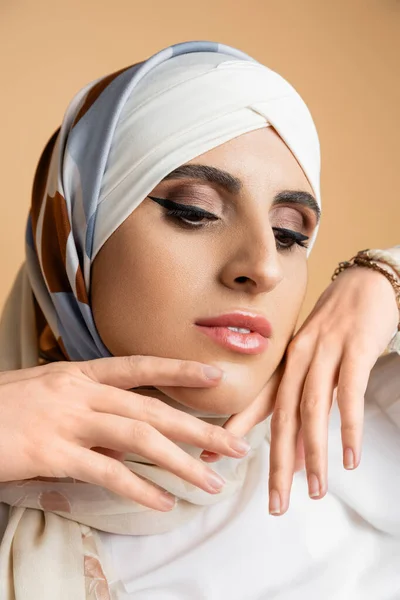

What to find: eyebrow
left=161, top=164, right=321, bottom=223
left=272, top=190, right=321, bottom=223
left=162, top=164, right=242, bottom=194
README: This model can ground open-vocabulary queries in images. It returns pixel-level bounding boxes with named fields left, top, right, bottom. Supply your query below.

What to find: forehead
left=185, top=127, right=314, bottom=196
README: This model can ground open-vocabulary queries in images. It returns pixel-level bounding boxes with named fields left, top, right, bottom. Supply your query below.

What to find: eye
left=272, top=227, right=309, bottom=252
left=148, top=196, right=219, bottom=228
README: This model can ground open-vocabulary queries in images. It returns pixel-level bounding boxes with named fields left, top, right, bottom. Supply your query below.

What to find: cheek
left=91, top=228, right=214, bottom=356
left=92, top=219, right=308, bottom=415
left=158, top=262, right=308, bottom=416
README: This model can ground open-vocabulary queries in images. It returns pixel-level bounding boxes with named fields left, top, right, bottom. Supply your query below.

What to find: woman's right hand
left=0, top=356, right=250, bottom=511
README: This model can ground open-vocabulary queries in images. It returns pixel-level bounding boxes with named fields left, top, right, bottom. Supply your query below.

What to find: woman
left=0, top=41, right=399, bottom=599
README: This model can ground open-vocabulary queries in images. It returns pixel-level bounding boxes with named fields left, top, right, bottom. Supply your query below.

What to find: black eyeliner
left=272, top=227, right=309, bottom=242
left=148, top=195, right=309, bottom=245
left=148, top=195, right=216, bottom=218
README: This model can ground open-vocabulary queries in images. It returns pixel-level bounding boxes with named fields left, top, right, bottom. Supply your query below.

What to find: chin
left=157, top=365, right=268, bottom=416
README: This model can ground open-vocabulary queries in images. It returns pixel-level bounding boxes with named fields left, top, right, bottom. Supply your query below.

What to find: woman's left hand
left=200, top=263, right=399, bottom=516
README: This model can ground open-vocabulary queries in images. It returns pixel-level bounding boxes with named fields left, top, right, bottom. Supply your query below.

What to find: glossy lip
left=194, top=312, right=272, bottom=355
left=195, top=312, right=272, bottom=338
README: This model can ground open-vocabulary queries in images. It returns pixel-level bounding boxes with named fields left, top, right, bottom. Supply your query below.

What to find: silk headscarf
left=0, top=41, right=321, bottom=599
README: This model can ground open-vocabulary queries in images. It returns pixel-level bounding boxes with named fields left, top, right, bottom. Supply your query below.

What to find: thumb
left=222, top=394, right=273, bottom=439
left=225, top=361, right=285, bottom=436
left=200, top=363, right=284, bottom=463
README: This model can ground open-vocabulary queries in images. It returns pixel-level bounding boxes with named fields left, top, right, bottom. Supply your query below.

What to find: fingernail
left=203, top=366, right=224, bottom=380
left=159, top=491, right=176, bottom=510
left=200, top=451, right=215, bottom=459
left=200, top=452, right=220, bottom=462
left=343, top=447, right=355, bottom=469
left=230, top=438, right=251, bottom=455
left=206, top=471, right=226, bottom=492
left=269, top=489, right=281, bottom=515
left=308, top=473, right=320, bottom=498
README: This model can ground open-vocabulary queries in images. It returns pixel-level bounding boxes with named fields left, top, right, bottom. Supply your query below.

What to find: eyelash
left=148, top=196, right=309, bottom=252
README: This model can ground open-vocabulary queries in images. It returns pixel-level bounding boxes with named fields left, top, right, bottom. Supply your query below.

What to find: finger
left=79, top=355, right=225, bottom=389
left=200, top=364, right=284, bottom=462
left=293, top=428, right=306, bottom=473
left=223, top=382, right=277, bottom=438
left=82, top=413, right=227, bottom=495
left=336, top=347, right=375, bottom=471
left=299, top=351, right=338, bottom=502
left=268, top=395, right=301, bottom=514
left=89, top=387, right=250, bottom=459
left=268, top=351, right=310, bottom=516
left=63, top=444, right=177, bottom=511
left=200, top=401, right=264, bottom=463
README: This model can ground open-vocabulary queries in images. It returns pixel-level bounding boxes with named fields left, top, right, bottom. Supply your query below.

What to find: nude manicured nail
left=206, top=472, right=226, bottom=492
left=159, top=492, right=176, bottom=510
left=343, top=447, right=355, bottom=469
left=230, top=438, right=251, bottom=455
left=203, top=366, right=224, bottom=380
left=269, top=490, right=281, bottom=515
left=308, top=473, right=320, bottom=498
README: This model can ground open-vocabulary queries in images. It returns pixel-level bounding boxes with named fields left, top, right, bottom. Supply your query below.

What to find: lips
left=195, top=313, right=272, bottom=338
left=194, top=312, right=272, bottom=355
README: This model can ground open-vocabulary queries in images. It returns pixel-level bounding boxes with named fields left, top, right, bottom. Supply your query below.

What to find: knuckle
left=312, top=336, right=333, bottom=356
left=271, top=407, right=290, bottom=430
left=128, top=354, right=146, bottom=366
left=300, top=396, right=319, bottom=416
left=176, top=360, right=193, bottom=377
left=103, top=459, right=124, bottom=484
left=287, top=333, right=313, bottom=357
left=113, top=355, right=149, bottom=387
left=124, top=354, right=147, bottom=373
left=340, top=421, right=359, bottom=435
left=338, top=381, right=362, bottom=402
left=130, top=421, right=153, bottom=441
left=203, top=424, right=219, bottom=446
left=45, top=361, right=83, bottom=380
left=141, top=395, right=161, bottom=416
left=43, top=371, right=75, bottom=393
left=268, top=464, right=286, bottom=479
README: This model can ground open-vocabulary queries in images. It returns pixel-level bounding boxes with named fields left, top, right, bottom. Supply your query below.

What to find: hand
left=0, top=356, right=251, bottom=511
left=201, top=264, right=399, bottom=515
left=267, top=265, right=398, bottom=515
left=200, top=362, right=306, bottom=470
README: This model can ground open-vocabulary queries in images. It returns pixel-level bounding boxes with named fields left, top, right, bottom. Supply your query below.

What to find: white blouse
left=1, top=352, right=400, bottom=599
left=95, top=351, right=400, bottom=599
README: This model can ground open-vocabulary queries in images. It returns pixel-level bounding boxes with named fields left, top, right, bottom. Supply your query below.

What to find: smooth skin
left=92, top=127, right=318, bottom=416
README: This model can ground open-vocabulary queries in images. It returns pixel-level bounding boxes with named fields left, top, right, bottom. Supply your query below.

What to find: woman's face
left=91, top=127, right=319, bottom=414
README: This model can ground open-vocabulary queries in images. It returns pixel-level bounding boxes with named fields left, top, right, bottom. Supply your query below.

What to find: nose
left=220, top=223, right=284, bottom=295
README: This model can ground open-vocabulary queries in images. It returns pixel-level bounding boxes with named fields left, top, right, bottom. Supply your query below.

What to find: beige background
left=0, top=0, right=398, bottom=323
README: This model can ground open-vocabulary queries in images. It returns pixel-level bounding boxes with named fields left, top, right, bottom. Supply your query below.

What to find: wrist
left=332, top=250, right=400, bottom=334
left=374, top=261, right=400, bottom=285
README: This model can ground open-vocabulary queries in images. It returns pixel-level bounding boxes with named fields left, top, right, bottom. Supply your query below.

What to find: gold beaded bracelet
left=331, top=249, right=400, bottom=332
